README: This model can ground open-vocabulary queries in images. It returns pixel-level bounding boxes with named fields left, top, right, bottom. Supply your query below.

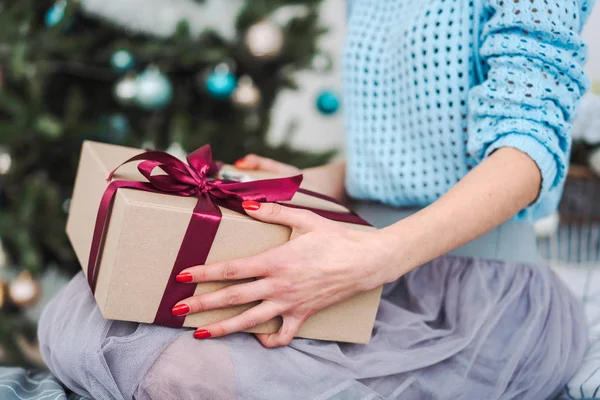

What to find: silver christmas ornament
left=114, top=74, right=138, bottom=105
left=244, top=20, right=284, bottom=58
left=62, top=198, right=71, bottom=214
left=0, top=240, right=6, bottom=269
left=0, top=147, right=12, bottom=175
left=134, top=66, right=173, bottom=110
left=166, top=142, right=187, bottom=160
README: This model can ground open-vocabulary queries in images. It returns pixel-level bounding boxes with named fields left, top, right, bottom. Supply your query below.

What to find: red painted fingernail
left=234, top=158, right=246, bottom=168
left=242, top=200, right=261, bottom=211
left=176, top=272, right=193, bottom=283
left=172, top=304, right=190, bottom=316
left=194, top=329, right=212, bottom=339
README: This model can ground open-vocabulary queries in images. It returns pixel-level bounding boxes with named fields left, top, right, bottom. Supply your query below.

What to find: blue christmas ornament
left=108, top=114, right=131, bottom=138
left=45, top=0, right=67, bottom=27
left=205, top=65, right=237, bottom=99
left=98, top=114, right=131, bottom=143
left=316, top=90, right=340, bottom=115
left=134, top=67, right=173, bottom=110
left=111, top=50, right=135, bottom=72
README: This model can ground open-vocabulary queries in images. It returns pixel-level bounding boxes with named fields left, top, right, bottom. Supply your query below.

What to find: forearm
left=380, top=147, right=541, bottom=281
left=302, top=160, right=346, bottom=202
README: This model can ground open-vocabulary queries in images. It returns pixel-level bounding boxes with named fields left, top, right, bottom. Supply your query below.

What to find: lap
left=39, top=256, right=586, bottom=400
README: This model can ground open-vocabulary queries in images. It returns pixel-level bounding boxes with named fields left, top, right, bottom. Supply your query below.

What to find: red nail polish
left=176, top=272, right=193, bottom=283
left=172, top=304, right=190, bottom=316
left=242, top=200, right=261, bottom=211
left=194, top=329, right=212, bottom=339
left=234, top=158, right=246, bottom=168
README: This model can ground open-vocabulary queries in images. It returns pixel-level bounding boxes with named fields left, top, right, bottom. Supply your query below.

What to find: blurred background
left=0, top=0, right=600, bottom=372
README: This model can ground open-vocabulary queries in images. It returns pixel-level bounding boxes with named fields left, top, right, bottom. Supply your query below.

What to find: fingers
left=193, top=302, right=279, bottom=339
left=242, top=202, right=322, bottom=231
left=255, top=316, right=305, bottom=348
left=173, top=279, right=272, bottom=316
left=177, top=255, right=269, bottom=283
left=234, top=154, right=299, bottom=174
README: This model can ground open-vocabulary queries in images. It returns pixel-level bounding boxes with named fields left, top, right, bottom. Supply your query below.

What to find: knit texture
left=343, top=0, right=595, bottom=220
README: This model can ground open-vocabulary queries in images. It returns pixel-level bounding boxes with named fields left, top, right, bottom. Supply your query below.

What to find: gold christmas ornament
left=0, top=280, right=8, bottom=309
left=244, top=20, right=284, bottom=58
left=9, top=271, right=41, bottom=308
left=232, top=76, right=261, bottom=108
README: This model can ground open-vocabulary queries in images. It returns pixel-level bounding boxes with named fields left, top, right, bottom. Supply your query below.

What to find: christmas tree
left=0, top=0, right=335, bottom=366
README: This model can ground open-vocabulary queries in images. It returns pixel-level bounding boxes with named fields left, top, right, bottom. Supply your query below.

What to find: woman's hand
left=172, top=201, right=397, bottom=348
left=234, top=155, right=347, bottom=203
left=234, top=154, right=301, bottom=175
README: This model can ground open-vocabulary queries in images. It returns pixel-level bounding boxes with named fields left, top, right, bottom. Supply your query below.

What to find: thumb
left=255, top=316, right=305, bottom=348
left=241, top=201, right=320, bottom=231
left=234, top=154, right=299, bottom=174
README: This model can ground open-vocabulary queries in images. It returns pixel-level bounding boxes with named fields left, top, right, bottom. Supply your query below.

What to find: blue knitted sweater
left=343, top=0, right=595, bottom=220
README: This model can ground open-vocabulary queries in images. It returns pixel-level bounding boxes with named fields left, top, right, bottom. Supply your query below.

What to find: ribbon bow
left=87, top=145, right=302, bottom=327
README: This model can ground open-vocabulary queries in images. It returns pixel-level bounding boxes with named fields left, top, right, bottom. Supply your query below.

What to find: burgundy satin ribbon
left=87, top=145, right=369, bottom=328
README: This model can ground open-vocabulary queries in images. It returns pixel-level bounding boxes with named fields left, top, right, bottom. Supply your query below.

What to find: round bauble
left=0, top=280, right=8, bottom=310
left=315, top=90, right=341, bottom=115
left=114, top=75, right=138, bottom=105
left=244, top=20, right=284, bottom=58
left=134, top=67, right=173, bottom=110
left=232, top=76, right=261, bottom=108
left=62, top=198, right=71, bottom=214
left=205, top=65, right=237, bottom=99
left=110, top=49, right=135, bottom=72
left=108, top=114, right=131, bottom=138
left=0, top=146, right=12, bottom=175
left=45, top=0, right=67, bottom=27
left=9, top=271, right=41, bottom=309
left=311, top=53, right=333, bottom=73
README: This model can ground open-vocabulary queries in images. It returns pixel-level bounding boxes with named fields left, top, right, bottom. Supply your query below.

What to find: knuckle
left=297, top=209, right=313, bottom=219
left=195, top=298, right=207, bottom=312
left=226, top=290, right=241, bottom=306
left=273, top=334, right=293, bottom=347
left=265, top=264, right=279, bottom=277
left=263, top=339, right=278, bottom=348
left=197, top=268, right=207, bottom=282
left=280, top=336, right=293, bottom=346
left=271, top=281, right=294, bottom=296
left=223, top=263, right=238, bottom=280
left=244, top=318, right=260, bottom=330
left=269, top=203, right=283, bottom=218
left=212, top=326, right=226, bottom=337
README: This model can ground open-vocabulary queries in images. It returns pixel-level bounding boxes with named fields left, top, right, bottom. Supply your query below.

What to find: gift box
left=66, top=141, right=382, bottom=344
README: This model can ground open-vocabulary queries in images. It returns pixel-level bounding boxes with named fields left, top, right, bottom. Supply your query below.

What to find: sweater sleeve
left=467, top=0, right=594, bottom=214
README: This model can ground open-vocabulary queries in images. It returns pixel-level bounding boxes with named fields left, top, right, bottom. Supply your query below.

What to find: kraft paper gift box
left=66, top=141, right=382, bottom=344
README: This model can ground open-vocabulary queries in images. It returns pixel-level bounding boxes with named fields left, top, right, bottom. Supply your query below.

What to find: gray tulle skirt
left=38, top=203, right=587, bottom=400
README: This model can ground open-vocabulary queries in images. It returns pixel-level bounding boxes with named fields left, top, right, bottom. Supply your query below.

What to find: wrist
left=302, top=161, right=347, bottom=202
left=376, top=218, right=430, bottom=282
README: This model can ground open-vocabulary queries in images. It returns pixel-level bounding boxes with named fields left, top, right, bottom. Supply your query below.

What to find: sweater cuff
left=484, top=133, right=559, bottom=206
